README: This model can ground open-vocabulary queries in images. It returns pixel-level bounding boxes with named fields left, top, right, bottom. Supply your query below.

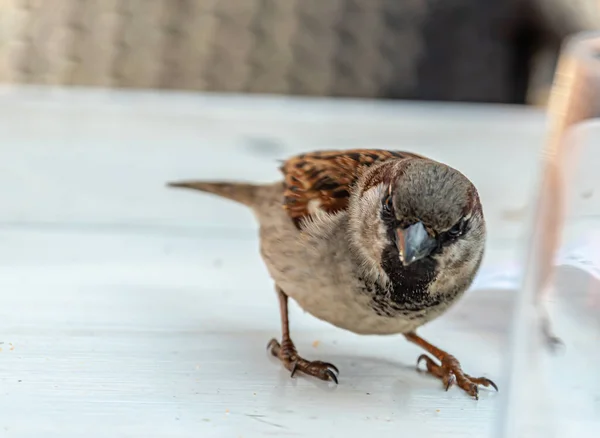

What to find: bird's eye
left=447, top=219, right=466, bottom=239
left=382, top=194, right=393, bottom=214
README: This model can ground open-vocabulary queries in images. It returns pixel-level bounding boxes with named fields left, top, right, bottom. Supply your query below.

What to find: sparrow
left=168, top=149, right=497, bottom=399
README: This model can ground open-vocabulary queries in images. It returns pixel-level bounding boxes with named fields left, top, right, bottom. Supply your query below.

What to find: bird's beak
left=395, top=222, right=437, bottom=266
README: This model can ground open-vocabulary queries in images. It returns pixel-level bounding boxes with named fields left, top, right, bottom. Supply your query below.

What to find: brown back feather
left=280, top=149, right=422, bottom=228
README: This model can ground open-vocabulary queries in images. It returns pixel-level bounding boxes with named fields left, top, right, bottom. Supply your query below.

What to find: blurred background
left=2, top=2, right=600, bottom=438
left=0, top=0, right=598, bottom=106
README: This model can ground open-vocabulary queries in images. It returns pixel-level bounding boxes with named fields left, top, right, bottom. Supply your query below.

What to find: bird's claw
left=416, top=353, right=497, bottom=399
left=479, top=377, right=498, bottom=392
left=266, top=338, right=279, bottom=351
left=309, top=360, right=339, bottom=375
left=290, top=360, right=299, bottom=377
left=445, top=372, right=456, bottom=391
left=267, top=338, right=339, bottom=384
left=289, top=358, right=339, bottom=384
left=416, top=354, right=429, bottom=367
left=325, top=369, right=338, bottom=385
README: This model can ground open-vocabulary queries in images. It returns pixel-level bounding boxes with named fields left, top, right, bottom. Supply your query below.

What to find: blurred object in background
left=499, top=30, right=600, bottom=438
left=525, top=0, right=600, bottom=106
left=0, top=0, right=598, bottom=105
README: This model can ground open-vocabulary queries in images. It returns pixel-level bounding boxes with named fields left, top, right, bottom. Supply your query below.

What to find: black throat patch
left=376, top=242, right=441, bottom=311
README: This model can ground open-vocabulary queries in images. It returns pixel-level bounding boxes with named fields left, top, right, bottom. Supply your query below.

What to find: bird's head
left=348, top=158, right=485, bottom=282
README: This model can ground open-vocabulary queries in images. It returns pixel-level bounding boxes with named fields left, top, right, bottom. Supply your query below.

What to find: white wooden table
left=0, top=86, right=549, bottom=438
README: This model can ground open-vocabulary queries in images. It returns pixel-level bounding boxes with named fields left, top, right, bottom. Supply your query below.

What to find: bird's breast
left=255, top=201, right=465, bottom=335
left=259, top=231, right=444, bottom=335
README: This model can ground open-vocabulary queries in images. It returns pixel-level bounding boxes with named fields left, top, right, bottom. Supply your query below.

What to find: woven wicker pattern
left=0, top=0, right=598, bottom=102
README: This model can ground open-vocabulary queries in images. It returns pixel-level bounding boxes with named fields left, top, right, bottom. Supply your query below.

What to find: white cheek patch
left=361, top=184, right=387, bottom=206
left=348, top=184, right=385, bottom=229
left=347, top=183, right=391, bottom=283
left=435, top=238, right=481, bottom=271
left=307, top=199, right=323, bottom=215
left=430, top=239, right=482, bottom=295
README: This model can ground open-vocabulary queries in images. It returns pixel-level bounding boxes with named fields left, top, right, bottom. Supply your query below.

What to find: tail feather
left=167, top=180, right=261, bottom=207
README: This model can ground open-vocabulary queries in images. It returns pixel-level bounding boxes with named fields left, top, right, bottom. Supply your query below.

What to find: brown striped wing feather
left=280, top=149, right=422, bottom=227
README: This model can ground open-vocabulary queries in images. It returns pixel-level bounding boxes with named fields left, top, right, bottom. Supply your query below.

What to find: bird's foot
left=416, top=353, right=498, bottom=400
left=267, top=338, right=339, bottom=384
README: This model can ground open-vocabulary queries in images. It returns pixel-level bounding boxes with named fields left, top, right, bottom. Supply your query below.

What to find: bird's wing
left=280, top=149, right=421, bottom=227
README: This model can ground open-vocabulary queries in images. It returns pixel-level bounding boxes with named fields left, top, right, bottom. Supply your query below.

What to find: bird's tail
left=167, top=180, right=262, bottom=207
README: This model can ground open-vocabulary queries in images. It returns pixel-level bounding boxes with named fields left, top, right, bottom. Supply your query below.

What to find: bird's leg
left=267, top=286, right=339, bottom=383
left=404, top=332, right=498, bottom=399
